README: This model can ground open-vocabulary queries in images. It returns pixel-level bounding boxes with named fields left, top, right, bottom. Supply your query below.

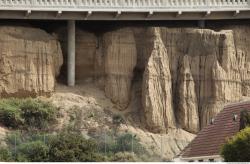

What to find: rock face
left=142, top=28, right=175, bottom=133
left=161, top=28, right=243, bottom=129
left=176, top=55, right=199, bottom=133
left=129, top=27, right=247, bottom=132
left=63, top=26, right=250, bottom=133
left=0, top=26, right=63, bottom=97
left=103, top=28, right=137, bottom=110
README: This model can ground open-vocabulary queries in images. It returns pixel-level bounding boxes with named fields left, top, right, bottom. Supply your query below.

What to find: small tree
left=221, top=126, right=250, bottom=162
left=240, top=110, right=250, bottom=130
left=48, top=131, right=104, bottom=162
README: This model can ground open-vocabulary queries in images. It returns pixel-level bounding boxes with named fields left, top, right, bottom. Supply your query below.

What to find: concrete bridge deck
left=0, top=0, right=250, bottom=20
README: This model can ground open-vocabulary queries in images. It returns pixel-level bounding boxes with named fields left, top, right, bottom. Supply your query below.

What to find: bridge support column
left=67, top=20, right=75, bottom=86
left=198, top=20, right=205, bottom=28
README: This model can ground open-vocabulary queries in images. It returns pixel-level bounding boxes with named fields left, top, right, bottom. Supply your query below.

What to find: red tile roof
left=181, top=101, right=250, bottom=158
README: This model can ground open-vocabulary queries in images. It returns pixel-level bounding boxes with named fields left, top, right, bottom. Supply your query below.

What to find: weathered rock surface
left=142, top=28, right=175, bottom=133
left=57, top=28, right=97, bottom=82
left=0, top=26, right=63, bottom=97
left=132, top=27, right=247, bottom=131
left=65, top=26, right=250, bottom=133
left=176, top=55, right=199, bottom=133
left=159, top=28, right=243, bottom=128
left=103, top=28, right=137, bottom=110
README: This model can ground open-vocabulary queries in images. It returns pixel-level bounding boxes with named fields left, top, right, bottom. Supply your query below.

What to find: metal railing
left=0, top=0, right=249, bottom=10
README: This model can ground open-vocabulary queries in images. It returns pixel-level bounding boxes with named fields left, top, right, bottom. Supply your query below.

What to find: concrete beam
left=204, top=10, right=211, bottom=17
left=147, top=11, right=153, bottom=18
left=85, top=11, right=92, bottom=20
left=233, top=10, right=240, bottom=17
left=56, top=10, right=62, bottom=18
left=67, top=20, right=75, bottom=86
left=176, top=11, right=182, bottom=17
left=25, top=10, right=31, bottom=17
left=114, top=10, right=121, bottom=19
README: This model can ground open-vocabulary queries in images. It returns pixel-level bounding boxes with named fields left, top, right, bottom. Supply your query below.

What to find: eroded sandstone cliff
left=103, top=28, right=137, bottom=110
left=1, top=24, right=250, bottom=160
left=0, top=26, right=63, bottom=97
left=62, top=25, right=250, bottom=134
left=142, top=28, right=175, bottom=133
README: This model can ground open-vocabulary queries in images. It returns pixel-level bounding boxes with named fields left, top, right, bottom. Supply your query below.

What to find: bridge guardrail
left=0, top=0, right=249, bottom=9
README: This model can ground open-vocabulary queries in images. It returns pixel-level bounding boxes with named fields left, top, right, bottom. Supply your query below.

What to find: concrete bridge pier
left=198, top=20, right=205, bottom=28
left=67, top=20, right=76, bottom=86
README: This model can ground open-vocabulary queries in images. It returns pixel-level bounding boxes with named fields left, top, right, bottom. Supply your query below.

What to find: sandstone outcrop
left=133, top=27, right=246, bottom=131
left=56, top=25, right=250, bottom=133
left=103, top=28, right=137, bottom=110
left=162, top=28, right=242, bottom=128
left=176, top=55, right=199, bottom=133
left=142, top=28, right=175, bottom=133
left=0, top=26, right=63, bottom=97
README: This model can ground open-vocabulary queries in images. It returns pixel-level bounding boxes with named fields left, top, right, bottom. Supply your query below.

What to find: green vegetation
left=221, top=126, right=250, bottom=162
left=0, top=98, right=149, bottom=162
left=95, top=131, right=147, bottom=161
left=48, top=131, right=104, bottom=162
left=16, top=141, right=49, bottom=162
left=0, top=131, right=104, bottom=162
left=0, top=98, right=58, bottom=130
left=240, top=110, right=250, bottom=130
left=0, top=147, right=12, bottom=162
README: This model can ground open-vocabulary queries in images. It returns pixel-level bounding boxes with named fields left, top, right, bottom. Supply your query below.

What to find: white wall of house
left=178, top=155, right=223, bottom=162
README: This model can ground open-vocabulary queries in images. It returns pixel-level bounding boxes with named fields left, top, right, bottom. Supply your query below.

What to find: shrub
left=110, top=152, right=139, bottom=162
left=0, top=98, right=58, bottom=130
left=240, top=110, right=250, bottom=130
left=20, top=99, right=58, bottom=129
left=112, top=114, right=125, bottom=126
left=0, top=99, right=24, bottom=128
left=16, top=141, right=49, bottom=162
left=0, top=147, right=12, bottom=162
left=48, top=131, right=104, bottom=162
left=4, top=131, right=106, bottom=162
left=115, top=133, right=145, bottom=155
left=221, top=126, right=250, bottom=162
left=96, top=132, right=147, bottom=157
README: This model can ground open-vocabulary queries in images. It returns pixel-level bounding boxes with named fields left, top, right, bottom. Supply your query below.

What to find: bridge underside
left=1, top=10, right=250, bottom=20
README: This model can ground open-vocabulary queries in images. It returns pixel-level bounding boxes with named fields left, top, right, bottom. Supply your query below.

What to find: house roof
left=181, top=101, right=250, bottom=158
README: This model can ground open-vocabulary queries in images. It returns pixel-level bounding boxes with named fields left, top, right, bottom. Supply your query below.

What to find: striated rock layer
left=176, top=55, right=199, bottom=133
left=161, top=28, right=242, bottom=129
left=0, top=26, right=63, bottom=97
left=142, top=28, right=175, bottom=133
left=56, top=25, right=250, bottom=134
left=103, top=28, right=137, bottom=110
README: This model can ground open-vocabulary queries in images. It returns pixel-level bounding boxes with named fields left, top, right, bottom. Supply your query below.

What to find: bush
left=0, top=99, right=24, bottom=128
left=16, top=141, right=49, bottom=162
left=112, top=114, right=125, bottom=126
left=221, top=126, right=250, bottom=162
left=0, top=98, right=58, bottom=130
left=96, top=132, right=147, bottom=157
left=110, top=152, right=139, bottom=162
left=115, top=133, right=145, bottom=155
left=3, top=131, right=106, bottom=162
left=0, top=147, right=12, bottom=162
left=20, top=99, right=58, bottom=129
left=240, top=110, right=250, bottom=130
left=48, top=131, right=104, bottom=162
